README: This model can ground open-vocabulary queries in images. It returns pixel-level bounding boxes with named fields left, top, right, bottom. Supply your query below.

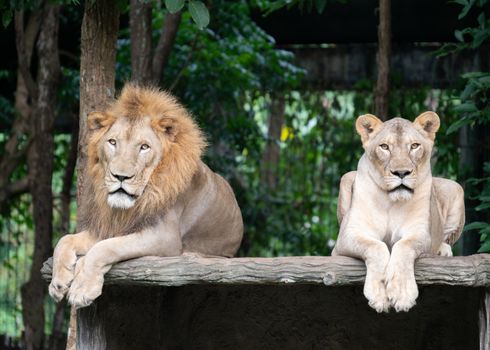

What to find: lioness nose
left=391, top=170, right=412, bottom=179
left=112, top=173, right=133, bottom=182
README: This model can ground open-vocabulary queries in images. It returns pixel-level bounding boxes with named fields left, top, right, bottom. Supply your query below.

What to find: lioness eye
left=140, top=144, right=150, bottom=151
left=380, top=144, right=389, bottom=150
left=108, top=139, right=116, bottom=146
left=411, top=143, right=420, bottom=150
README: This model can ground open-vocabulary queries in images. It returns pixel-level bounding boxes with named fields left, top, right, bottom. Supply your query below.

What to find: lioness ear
left=413, top=111, right=440, bottom=141
left=157, top=118, right=179, bottom=142
left=87, top=112, right=114, bottom=131
left=355, top=114, right=383, bottom=145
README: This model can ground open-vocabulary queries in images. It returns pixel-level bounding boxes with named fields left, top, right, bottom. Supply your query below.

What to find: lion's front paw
left=437, top=243, right=453, bottom=257
left=385, top=267, right=418, bottom=312
left=67, top=257, right=104, bottom=308
left=364, top=275, right=390, bottom=313
left=49, top=262, right=77, bottom=302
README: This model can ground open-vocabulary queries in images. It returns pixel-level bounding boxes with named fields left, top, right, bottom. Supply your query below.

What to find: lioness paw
left=67, top=257, right=104, bottom=308
left=437, top=243, right=453, bottom=257
left=364, top=276, right=390, bottom=313
left=385, top=270, right=418, bottom=312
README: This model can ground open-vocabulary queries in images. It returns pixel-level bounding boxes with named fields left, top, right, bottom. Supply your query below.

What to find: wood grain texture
left=42, top=254, right=490, bottom=287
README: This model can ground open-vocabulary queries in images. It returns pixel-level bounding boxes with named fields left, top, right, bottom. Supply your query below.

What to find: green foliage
left=163, top=0, right=210, bottom=29
left=253, top=0, right=347, bottom=14
left=463, top=162, right=490, bottom=252
left=447, top=72, right=490, bottom=133
left=440, top=0, right=490, bottom=251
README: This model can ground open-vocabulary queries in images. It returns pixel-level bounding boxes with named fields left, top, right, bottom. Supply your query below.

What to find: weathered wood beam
left=292, top=44, right=490, bottom=90
left=42, top=254, right=490, bottom=287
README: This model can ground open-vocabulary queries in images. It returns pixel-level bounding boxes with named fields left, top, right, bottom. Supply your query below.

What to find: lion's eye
left=411, top=143, right=420, bottom=150
left=140, top=144, right=150, bottom=151
left=380, top=144, right=389, bottom=150
left=108, top=139, right=116, bottom=146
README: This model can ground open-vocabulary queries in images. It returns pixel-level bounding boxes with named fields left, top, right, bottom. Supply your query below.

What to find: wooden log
left=41, top=254, right=490, bottom=349
left=42, top=254, right=490, bottom=288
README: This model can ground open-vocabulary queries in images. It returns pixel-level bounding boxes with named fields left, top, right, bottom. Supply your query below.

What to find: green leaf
left=476, top=202, right=490, bottom=211
left=446, top=116, right=471, bottom=134
left=165, top=0, right=185, bottom=13
left=453, top=102, right=478, bottom=113
left=455, top=30, right=464, bottom=42
left=451, top=0, right=469, bottom=5
left=464, top=221, right=489, bottom=231
left=478, top=240, right=490, bottom=253
left=478, top=12, right=486, bottom=27
left=188, top=0, right=210, bottom=29
left=2, top=9, right=12, bottom=28
left=458, top=0, right=475, bottom=19
left=315, top=0, right=327, bottom=13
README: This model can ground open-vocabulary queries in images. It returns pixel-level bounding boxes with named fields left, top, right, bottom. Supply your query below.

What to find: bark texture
left=42, top=254, right=490, bottom=287
left=375, top=0, right=391, bottom=120
left=0, top=11, right=42, bottom=209
left=72, top=2, right=120, bottom=348
left=128, top=1, right=182, bottom=86
left=152, top=11, right=182, bottom=85
left=21, top=5, right=61, bottom=350
left=130, top=0, right=153, bottom=84
left=78, top=0, right=120, bottom=212
left=261, top=95, right=285, bottom=190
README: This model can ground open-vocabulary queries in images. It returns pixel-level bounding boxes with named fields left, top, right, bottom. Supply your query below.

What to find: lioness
left=332, top=112, right=464, bottom=312
left=49, top=85, right=244, bottom=308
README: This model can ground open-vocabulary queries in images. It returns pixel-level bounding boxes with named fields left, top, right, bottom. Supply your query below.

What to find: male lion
left=332, top=112, right=464, bottom=313
left=49, top=85, right=244, bottom=308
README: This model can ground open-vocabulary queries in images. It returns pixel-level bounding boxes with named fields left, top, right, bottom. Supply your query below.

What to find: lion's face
left=86, top=85, right=205, bottom=213
left=356, top=112, right=440, bottom=201
left=100, top=117, right=163, bottom=209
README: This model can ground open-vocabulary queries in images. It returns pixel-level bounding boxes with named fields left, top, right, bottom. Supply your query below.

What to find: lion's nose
left=391, top=170, right=412, bottom=179
left=111, top=173, right=133, bottom=182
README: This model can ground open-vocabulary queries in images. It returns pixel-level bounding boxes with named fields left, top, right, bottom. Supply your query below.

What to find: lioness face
left=101, top=117, right=163, bottom=209
left=356, top=112, right=440, bottom=202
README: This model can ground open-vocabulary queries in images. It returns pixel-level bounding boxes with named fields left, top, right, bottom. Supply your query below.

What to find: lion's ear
left=87, top=112, right=114, bottom=131
left=355, top=114, right=383, bottom=145
left=413, top=111, right=440, bottom=141
left=157, top=118, right=180, bottom=142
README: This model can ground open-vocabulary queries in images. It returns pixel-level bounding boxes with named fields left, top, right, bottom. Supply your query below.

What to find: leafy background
left=0, top=0, right=488, bottom=344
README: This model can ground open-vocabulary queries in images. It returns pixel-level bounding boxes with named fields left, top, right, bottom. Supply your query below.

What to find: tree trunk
left=0, top=11, right=42, bottom=209
left=71, top=2, right=120, bottom=348
left=130, top=0, right=153, bottom=84
left=21, top=5, right=60, bottom=350
left=152, top=11, right=182, bottom=85
left=375, top=0, right=391, bottom=120
left=78, top=0, right=120, bottom=213
left=261, top=95, right=285, bottom=190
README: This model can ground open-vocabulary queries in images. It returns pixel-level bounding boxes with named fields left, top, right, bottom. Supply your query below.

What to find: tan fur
left=49, top=85, right=243, bottom=308
left=333, top=112, right=464, bottom=313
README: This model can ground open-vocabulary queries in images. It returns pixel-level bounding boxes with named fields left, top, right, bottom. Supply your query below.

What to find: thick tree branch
left=152, top=11, right=182, bottom=85
left=60, top=117, right=79, bottom=234
left=130, top=0, right=153, bottom=84
left=168, top=33, right=199, bottom=91
left=21, top=4, right=60, bottom=350
left=78, top=0, right=119, bottom=214
left=375, top=0, right=391, bottom=120
left=0, top=178, right=30, bottom=211
left=14, top=11, right=39, bottom=101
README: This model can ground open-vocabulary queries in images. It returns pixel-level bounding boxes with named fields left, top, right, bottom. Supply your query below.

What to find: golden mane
left=79, top=85, right=206, bottom=239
